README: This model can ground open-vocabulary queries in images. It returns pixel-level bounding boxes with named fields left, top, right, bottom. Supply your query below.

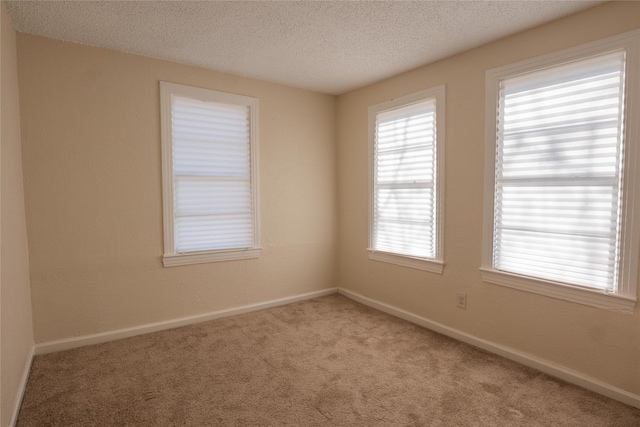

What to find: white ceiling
left=5, top=1, right=603, bottom=95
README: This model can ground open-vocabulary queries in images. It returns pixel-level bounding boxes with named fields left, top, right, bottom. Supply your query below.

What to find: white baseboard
left=10, top=345, right=35, bottom=427
left=338, top=288, right=640, bottom=409
left=35, top=288, right=338, bottom=355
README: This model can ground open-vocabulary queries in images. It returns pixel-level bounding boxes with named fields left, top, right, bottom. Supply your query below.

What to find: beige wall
left=336, top=1, right=640, bottom=396
left=17, top=34, right=337, bottom=344
left=10, top=0, right=640, bottom=409
left=1, top=2, right=34, bottom=426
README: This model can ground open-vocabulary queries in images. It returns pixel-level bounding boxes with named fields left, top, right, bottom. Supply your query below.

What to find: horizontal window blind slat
left=375, top=182, right=434, bottom=190
left=176, top=221, right=253, bottom=235
left=495, top=239, right=615, bottom=261
left=376, top=227, right=433, bottom=235
left=497, top=227, right=615, bottom=243
left=499, top=190, right=616, bottom=200
left=375, top=234, right=434, bottom=244
left=501, top=134, right=618, bottom=152
left=501, top=113, right=620, bottom=135
left=496, top=223, right=615, bottom=239
left=174, top=154, right=250, bottom=165
left=173, top=95, right=248, bottom=111
left=377, top=158, right=434, bottom=169
left=496, top=242, right=615, bottom=265
left=496, top=178, right=619, bottom=188
left=495, top=250, right=615, bottom=276
left=376, top=144, right=434, bottom=156
left=375, top=202, right=433, bottom=210
left=377, top=133, right=435, bottom=145
left=500, top=51, right=624, bottom=94
left=496, top=252, right=614, bottom=278
left=504, top=82, right=620, bottom=111
left=173, top=130, right=248, bottom=144
left=504, top=92, right=620, bottom=120
left=171, top=110, right=249, bottom=127
left=174, top=141, right=249, bottom=153
left=174, top=165, right=250, bottom=177
left=173, top=112, right=248, bottom=125
left=377, top=103, right=435, bottom=122
left=377, top=138, right=434, bottom=151
left=498, top=209, right=615, bottom=220
left=176, top=226, right=254, bottom=239
left=498, top=166, right=618, bottom=178
left=375, top=216, right=434, bottom=226
left=173, top=106, right=248, bottom=123
left=503, top=81, right=621, bottom=112
left=375, top=229, right=434, bottom=241
left=500, top=167, right=618, bottom=179
left=498, top=210, right=617, bottom=224
left=498, top=199, right=616, bottom=209
left=501, top=119, right=618, bottom=139
left=498, top=223, right=616, bottom=237
left=495, top=262, right=612, bottom=290
left=377, top=121, right=435, bottom=135
left=499, top=159, right=618, bottom=173
left=501, top=147, right=618, bottom=163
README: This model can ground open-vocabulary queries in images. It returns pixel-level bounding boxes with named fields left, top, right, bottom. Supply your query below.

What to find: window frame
left=368, top=86, right=446, bottom=274
left=481, top=30, right=640, bottom=312
left=160, top=81, right=261, bottom=267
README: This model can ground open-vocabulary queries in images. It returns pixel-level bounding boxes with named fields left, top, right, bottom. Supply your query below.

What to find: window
left=368, top=86, right=445, bottom=273
left=160, top=82, right=260, bottom=267
left=482, top=31, right=640, bottom=311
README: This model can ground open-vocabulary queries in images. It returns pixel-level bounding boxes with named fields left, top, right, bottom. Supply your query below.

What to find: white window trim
left=160, top=82, right=261, bottom=267
left=369, top=250, right=444, bottom=274
left=367, top=86, right=446, bottom=274
left=481, top=30, right=640, bottom=312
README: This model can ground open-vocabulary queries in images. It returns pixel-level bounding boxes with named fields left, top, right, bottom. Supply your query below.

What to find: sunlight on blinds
left=373, top=100, right=437, bottom=258
left=494, top=51, right=626, bottom=290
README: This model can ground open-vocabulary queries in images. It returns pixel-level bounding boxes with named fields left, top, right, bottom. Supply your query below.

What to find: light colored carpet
left=17, top=294, right=640, bottom=426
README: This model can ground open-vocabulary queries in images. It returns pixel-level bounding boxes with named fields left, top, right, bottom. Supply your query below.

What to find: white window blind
left=160, top=82, right=259, bottom=266
left=373, top=99, right=438, bottom=259
left=494, top=51, right=626, bottom=291
left=171, top=95, right=254, bottom=253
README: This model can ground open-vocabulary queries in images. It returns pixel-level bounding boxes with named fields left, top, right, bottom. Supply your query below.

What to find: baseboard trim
left=338, top=288, right=640, bottom=409
left=10, top=345, right=35, bottom=427
left=35, top=288, right=338, bottom=355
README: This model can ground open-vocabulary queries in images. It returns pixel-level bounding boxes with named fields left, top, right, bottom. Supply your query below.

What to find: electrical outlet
left=457, top=292, right=467, bottom=309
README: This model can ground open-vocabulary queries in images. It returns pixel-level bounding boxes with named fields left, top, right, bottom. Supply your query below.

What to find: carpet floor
left=17, top=294, right=640, bottom=426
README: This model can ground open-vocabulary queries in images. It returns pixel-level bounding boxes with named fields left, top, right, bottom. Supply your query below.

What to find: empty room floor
left=17, top=295, right=640, bottom=426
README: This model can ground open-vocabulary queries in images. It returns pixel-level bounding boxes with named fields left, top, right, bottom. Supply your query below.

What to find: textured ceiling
left=6, top=1, right=603, bottom=95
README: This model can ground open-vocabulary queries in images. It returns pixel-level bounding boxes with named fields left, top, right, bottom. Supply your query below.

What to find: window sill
left=479, top=268, right=636, bottom=313
left=368, top=250, right=444, bottom=274
left=163, top=248, right=261, bottom=267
